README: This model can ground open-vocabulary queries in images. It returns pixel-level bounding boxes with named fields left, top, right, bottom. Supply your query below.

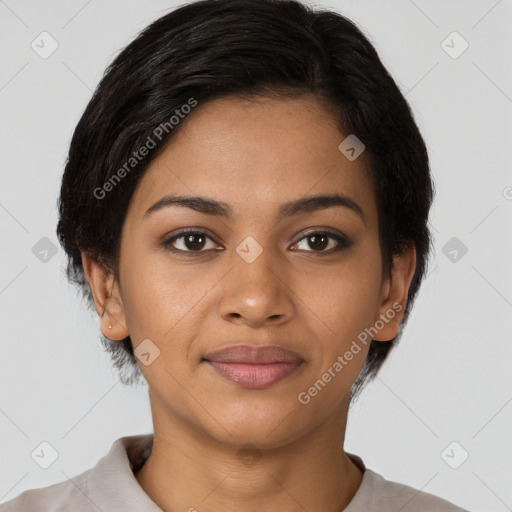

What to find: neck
left=135, top=391, right=363, bottom=512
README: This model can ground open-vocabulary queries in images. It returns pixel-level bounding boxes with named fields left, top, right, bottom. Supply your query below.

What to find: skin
left=82, top=94, right=416, bottom=512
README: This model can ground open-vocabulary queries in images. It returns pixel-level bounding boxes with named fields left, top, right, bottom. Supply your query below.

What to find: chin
left=203, top=404, right=310, bottom=450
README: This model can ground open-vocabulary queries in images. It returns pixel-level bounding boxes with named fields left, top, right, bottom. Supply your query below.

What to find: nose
left=218, top=243, right=295, bottom=328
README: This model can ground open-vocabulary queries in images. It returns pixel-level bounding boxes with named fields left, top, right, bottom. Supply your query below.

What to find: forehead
left=126, top=95, right=377, bottom=228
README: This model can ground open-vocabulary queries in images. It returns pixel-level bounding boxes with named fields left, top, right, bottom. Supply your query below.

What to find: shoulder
left=0, top=434, right=156, bottom=512
left=348, top=468, right=469, bottom=512
left=0, top=470, right=96, bottom=512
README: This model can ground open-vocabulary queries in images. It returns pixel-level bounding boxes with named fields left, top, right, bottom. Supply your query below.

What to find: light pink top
left=0, top=434, right=468, bottom=511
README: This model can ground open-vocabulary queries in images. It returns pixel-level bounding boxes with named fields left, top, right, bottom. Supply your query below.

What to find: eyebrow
left=144, top=193, right=366, bottom=225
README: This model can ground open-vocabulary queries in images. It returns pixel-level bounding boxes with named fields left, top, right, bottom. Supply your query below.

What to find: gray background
left=1, top=0, right=511, bottom=510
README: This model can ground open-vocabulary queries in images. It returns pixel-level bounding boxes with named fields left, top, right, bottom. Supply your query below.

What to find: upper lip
left=203, top=344, right=305, bottom=364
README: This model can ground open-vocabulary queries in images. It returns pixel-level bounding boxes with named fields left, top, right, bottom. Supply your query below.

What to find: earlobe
left=81, top=252, right=129, bottom=341
left=372, top=244, right=417, bottom=342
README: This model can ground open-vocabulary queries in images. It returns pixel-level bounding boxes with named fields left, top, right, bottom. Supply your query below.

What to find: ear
left=81, top=252, right=129, bottom=341
left=372, top=244, right=417, bottom=342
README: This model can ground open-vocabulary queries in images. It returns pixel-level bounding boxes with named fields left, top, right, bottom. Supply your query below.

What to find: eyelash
left=161, top=228, right=351, bottom=257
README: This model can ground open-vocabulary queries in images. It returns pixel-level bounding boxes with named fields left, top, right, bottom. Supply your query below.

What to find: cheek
left=118, top=246, right=190, bottom=341
left=295, top=245, right=383, bottom=346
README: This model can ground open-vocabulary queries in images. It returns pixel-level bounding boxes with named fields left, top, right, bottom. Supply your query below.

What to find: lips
left=202, top=344, right=305, bottom=389
left=203, top=344, right=304, bottom=364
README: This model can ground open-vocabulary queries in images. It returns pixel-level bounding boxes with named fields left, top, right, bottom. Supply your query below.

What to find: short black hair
left=56, top=0, right=434, bottom=397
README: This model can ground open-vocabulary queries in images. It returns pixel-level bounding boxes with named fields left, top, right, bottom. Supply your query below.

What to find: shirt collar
left=85, top=433, right=162, bottom=512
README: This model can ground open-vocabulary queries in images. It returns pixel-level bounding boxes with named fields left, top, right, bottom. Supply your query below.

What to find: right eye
left=162, top=230, right=221, bottom=255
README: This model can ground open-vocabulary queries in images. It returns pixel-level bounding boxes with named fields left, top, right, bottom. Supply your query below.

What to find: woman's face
left=88, top=94, right=414, bottom=448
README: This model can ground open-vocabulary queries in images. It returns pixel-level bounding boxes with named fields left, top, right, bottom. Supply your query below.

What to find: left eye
left=292, top=231, right=350, bottom=253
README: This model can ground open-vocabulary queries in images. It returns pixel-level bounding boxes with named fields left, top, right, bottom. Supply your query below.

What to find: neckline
left=126, top=434, right=368, bottom=511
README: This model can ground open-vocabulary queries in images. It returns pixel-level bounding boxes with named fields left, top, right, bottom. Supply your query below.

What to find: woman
left=1, top=0, right=468, bottom=510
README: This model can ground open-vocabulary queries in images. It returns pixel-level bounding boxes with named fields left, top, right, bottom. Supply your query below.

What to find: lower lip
left=205, top=361, right=303, bottom=389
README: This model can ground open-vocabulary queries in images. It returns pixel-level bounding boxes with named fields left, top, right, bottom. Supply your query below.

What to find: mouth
left=202, top=344, right=305, bottom=389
